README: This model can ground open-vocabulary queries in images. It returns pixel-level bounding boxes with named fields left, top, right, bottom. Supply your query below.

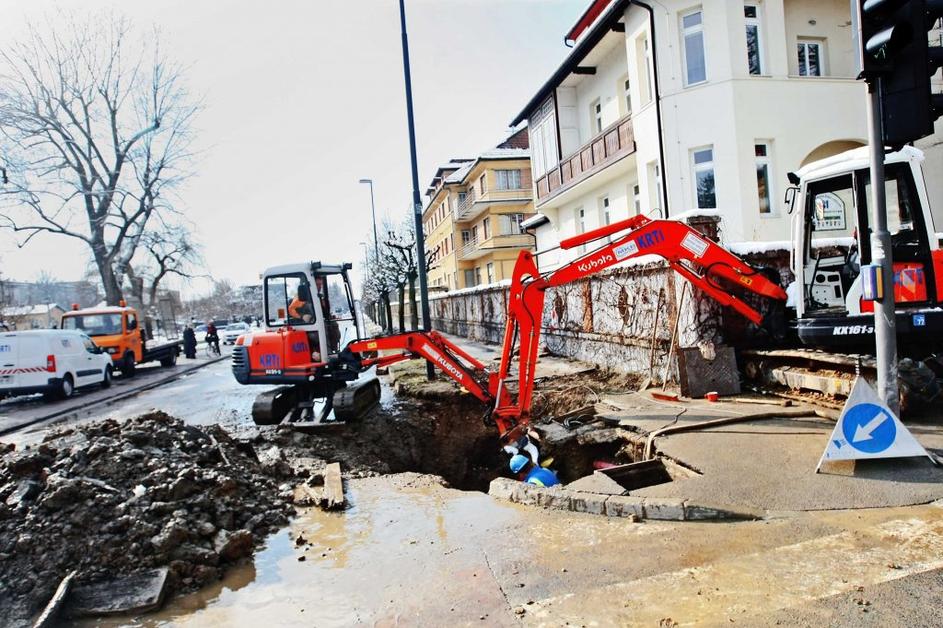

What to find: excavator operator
left=288, top=282, right=315, bottom=324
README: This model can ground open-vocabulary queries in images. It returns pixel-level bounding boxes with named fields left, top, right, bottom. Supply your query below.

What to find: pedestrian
left=205, top=322, right=220, bottom=355
left=183, top=325, right=197, bottom=359
left=509, top=454, right=560, bottom=487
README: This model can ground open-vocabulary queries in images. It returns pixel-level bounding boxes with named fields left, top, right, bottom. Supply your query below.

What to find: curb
left=0, top=354, right=230, bottom=437
left=488, top=478, right=763, bottom=522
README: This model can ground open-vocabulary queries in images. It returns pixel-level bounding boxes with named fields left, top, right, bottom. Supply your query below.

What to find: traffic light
left=853, top=0, right=943, bottom=145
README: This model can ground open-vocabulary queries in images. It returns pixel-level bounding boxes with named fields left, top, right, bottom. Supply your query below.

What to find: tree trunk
left=408, top=271, right=418, bottom=331
left=93, top=243, right=123, bottom=305
left=382, top=292, right=393, bottom=334
left=397, top=284, right=406, bottom=333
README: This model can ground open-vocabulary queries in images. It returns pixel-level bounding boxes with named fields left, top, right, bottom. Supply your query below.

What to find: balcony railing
left=453, top=187, right=533, bottom=222
left=458, top=231, right=533, bottom=260
left=535, top=114, right=635, bottom=205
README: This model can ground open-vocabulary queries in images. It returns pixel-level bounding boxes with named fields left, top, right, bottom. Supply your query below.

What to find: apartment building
left=422, top=130, right=535, bottom=290
left=513, top=0, right=942, bottom=270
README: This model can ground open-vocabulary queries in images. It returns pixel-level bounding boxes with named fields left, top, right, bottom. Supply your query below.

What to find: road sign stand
left=816, top=377, right=936, bottom=473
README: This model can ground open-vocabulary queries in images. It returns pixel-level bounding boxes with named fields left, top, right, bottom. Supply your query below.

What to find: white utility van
left=0, top=330, right=114, bottom=400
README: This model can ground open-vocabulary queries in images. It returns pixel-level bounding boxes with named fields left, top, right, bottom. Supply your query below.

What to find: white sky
left=0, top=0, right=584, bottom=296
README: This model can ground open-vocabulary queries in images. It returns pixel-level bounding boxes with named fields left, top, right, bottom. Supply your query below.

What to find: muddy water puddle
left=83, top=475, right=521, bottom=627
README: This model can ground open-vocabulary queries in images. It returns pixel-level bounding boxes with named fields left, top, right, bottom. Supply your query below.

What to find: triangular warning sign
left=816, top=378, right=935, bottom=472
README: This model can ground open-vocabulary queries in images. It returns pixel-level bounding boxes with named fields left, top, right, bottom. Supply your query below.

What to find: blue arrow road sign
left=841, top=402, right=896, bottom=454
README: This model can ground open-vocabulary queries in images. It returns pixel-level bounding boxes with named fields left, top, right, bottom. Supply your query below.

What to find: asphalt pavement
left=0, top=343, right=231, bottom=440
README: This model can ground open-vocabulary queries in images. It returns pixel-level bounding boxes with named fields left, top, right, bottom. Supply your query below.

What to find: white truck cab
left=0, top=330, right=114, bottom=400
left=788, top=146, right=942, bottom=352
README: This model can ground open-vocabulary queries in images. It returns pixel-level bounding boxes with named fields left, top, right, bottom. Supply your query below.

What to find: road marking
left=528, top=515, right=943, bottom=626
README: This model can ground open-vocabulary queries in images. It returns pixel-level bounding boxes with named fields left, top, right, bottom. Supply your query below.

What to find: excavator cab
left=261, top=262, right=362, bottom=362
left=235, top=261, right=380, bottom=427
left=790, top=147, right=943, bottom=351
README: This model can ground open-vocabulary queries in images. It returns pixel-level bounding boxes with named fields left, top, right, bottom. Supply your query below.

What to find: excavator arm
left=349, top=214, right=787, bottom=447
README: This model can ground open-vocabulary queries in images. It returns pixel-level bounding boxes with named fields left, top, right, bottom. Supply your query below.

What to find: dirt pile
left=0, top=411, right=295, bottom=625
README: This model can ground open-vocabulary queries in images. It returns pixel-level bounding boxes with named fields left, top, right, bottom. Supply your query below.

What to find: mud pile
left=0, top=412, right=295, bottom=624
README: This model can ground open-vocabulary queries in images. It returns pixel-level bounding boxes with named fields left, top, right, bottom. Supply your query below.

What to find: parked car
left=0, top=330, right=113, bottom=400
left=221, top=322, right=251, bottom=345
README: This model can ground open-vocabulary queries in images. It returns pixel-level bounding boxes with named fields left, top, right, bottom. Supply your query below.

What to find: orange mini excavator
left=232, top=214, right=788, bottom=451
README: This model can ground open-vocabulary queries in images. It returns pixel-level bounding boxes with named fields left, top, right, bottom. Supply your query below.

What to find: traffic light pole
left=866, top=76, right=900, bottom=416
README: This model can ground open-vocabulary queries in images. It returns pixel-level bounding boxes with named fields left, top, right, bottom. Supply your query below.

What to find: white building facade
left=514, top=0, right=942, bottom=270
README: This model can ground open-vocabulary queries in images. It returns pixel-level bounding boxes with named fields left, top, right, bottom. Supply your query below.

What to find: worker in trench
left=510, top=454, right=560, bottom=487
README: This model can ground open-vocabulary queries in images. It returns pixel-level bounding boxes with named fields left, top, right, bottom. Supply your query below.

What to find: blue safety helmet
left=509, top=454, right=530, bottom=474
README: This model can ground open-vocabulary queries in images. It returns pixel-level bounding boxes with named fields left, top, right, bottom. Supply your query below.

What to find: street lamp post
left=359, top=178, right=385, bottom=330
left=398, top=0, right=434, bottom=379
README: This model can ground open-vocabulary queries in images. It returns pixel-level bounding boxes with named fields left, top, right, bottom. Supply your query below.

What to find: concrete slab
left=629, top=413, right=943, bottom=512
left=66, top=567, right=169, bottom=617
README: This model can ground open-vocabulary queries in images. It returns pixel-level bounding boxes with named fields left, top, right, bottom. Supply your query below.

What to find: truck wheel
left=160, top=351, right=177, bottom=368
left=101, top=365, right=113, bottom=389
left=122, top=353, right=136, bottom=377
left=56, top=374, right=74, bottom=399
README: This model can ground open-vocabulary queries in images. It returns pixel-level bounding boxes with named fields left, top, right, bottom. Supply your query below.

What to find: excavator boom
left=349, top=214, right=787, bottom=446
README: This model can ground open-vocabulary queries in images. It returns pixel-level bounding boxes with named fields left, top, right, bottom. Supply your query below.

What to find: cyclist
left=205, top=322, right=221, bottom=355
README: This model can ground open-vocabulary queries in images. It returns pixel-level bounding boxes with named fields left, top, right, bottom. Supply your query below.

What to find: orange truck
left=60, top=302, right=182, bottom=376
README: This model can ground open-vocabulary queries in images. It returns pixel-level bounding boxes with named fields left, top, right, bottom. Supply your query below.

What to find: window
left=483, top=217, right=491, bottom=239
left=636, top=33, right=653, bottom=105
left=495, top=169, right=522, bottom=190
left=461, top=229, right=471, bottom=245
left=600, top=196, right=611, bottom=227
left=62, top=314, right=122, bottom=336
left=622, top=76, right=632, bottom=115
left=592, top=99, right=603, bottom=134
left=744, top=5, right=763, bottom=75
left=472, top=225, right=479, bottom=242
left=692, top=147, right=716, bottom=209
left=464, top=269, right=476, bottom=287
left=530, top=98, right=559, bottom=177
left=503, top=213, right=526, bottom=234
left=648, top=161, right=664, bottom=216
left=479, top=174, right=487, bottom=194
left=486, top=262, right=495, bottom=284
left=797, top=39, right=823, bottom=76
left=264, top=273, right=312, bottom=327
left=755, top=143, right=773, bottom=215
left=458, top=191, right=467, bottom=207
left=633, top=184, right=642, bottom=215
left=681, top=9, right=707, bottom=86
left=474, top=267, right=482, bottom=285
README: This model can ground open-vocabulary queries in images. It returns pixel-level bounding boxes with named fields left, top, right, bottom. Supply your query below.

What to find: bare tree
left=0, top=13, right=199, bottom=304
left=125, top=223, right=203, bottom=309
left=382, top=217, right=437, bottom=332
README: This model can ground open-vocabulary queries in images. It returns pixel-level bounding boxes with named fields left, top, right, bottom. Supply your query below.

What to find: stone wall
left=390, top=215, right=809, bottom=384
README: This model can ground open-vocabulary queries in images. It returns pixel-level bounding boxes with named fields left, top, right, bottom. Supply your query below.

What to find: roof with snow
left=511, top=0, right=630, bottom=126
left=793, top=145, right=923, bottom=183
left=1, top=303, right=65, bottom=317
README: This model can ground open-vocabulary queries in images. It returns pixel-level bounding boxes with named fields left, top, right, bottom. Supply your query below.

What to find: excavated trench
left=276, top=367, right=685, bottom=494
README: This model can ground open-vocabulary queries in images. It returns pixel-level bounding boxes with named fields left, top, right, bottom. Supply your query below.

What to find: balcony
left=454, top=187, right=533, bottom=223
left=458, top=232, right=533, bottom=261
left=535, top=114, right=635, bottom=206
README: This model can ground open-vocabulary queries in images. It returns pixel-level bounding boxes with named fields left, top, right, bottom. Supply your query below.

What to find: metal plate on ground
left=679, top=345, right=740, bottom=398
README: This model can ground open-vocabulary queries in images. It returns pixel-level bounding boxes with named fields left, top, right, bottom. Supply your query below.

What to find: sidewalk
left=435, top=332, right=943, bottom=516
